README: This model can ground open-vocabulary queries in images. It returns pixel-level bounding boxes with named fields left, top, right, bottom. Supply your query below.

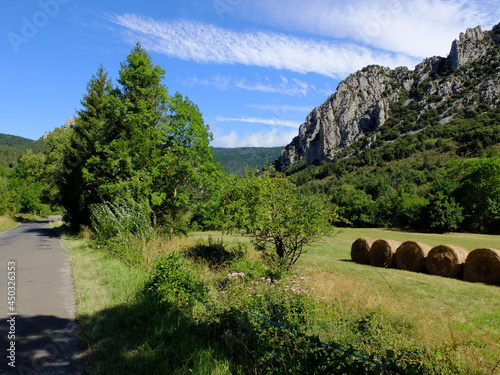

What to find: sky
left=1, top=1, right=499, bottom=147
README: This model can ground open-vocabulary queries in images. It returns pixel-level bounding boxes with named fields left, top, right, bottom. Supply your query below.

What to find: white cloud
left=108, top=14, right=420, bottom=78
left=183, top=74, right=233, bottom=91
left=183, top=74, right=327, bottom=97
left=234, top=76, right=316, bottom=96
left=216, top=116, right=301, bottom=128
left=245, top=104, right=313, bottom=113
left=237, top=0, right=499, bottom=58
left=214, top=129, right=296, bottom=147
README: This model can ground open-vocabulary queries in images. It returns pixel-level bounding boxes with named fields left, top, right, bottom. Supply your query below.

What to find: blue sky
left=1, top=0, right=499, bottom=147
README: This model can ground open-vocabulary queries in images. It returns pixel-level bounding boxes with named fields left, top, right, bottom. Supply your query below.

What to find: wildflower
left=256, top=294, right=264, bottom=298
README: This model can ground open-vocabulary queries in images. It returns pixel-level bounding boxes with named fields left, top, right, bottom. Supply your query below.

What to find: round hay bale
left=464, top=248, right=500, bottom=285
left=369, top=239, right=401, bottom=268
left=394, top=241, right=431, bottom=273
left=351, top=238, right=375, bottom=264
left=425, top=245, right=468, bottom=278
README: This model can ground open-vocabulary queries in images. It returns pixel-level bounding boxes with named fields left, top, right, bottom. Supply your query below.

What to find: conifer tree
left=60, top=64, right=114, bottom=227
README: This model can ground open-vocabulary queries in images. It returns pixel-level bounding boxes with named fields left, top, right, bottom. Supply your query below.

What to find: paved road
left=0, top=221, right=84, bottom=374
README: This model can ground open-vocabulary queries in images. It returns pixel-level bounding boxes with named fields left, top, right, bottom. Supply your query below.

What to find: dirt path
left=0, top=221, right=84, bottom=374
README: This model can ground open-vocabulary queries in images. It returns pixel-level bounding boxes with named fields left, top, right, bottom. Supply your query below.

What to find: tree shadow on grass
left=77, top=293, right=237, bottom=375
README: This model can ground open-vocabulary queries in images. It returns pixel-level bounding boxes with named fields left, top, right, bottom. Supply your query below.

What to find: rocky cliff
left=275, top=23, right=500, bottom=172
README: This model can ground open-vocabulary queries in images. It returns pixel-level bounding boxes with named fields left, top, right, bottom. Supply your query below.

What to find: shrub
left=144, top=253, right=209, bottom=311
left=218, top=272, right=315, bottom=334
left=184, top=236, right=245, bottom=269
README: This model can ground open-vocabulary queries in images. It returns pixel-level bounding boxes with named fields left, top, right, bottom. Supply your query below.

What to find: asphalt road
left=0, top=221, right=84, bottom=375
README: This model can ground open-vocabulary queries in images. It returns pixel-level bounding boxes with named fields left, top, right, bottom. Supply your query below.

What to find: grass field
left=64, top=228, right=500, bottom=374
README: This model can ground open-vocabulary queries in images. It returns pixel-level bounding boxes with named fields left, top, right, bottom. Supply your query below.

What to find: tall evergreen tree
left=60, top=64, right=114, bottom=228
left=83, top=44, right=170, bottom=210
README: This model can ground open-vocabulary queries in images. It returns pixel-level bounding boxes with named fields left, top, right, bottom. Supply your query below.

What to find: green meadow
left=63, top=227, right=500, bottom=374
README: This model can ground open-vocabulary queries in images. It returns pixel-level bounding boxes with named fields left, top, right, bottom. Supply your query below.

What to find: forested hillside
left=213, top=147, right=283, bottom=175
left=274, top=24, right=500, bottom=234
left=0, top=133, right=45, bottom=169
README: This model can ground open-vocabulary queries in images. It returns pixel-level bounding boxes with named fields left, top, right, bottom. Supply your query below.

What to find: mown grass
left=191, top=228, right=500, bottom=374
left=64, top=228, right=500, bottom=374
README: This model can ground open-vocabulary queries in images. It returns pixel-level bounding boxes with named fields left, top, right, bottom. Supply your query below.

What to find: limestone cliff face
left=275, top=23, right=500, bottom=171
left=278, top=66, right=399, bottom=170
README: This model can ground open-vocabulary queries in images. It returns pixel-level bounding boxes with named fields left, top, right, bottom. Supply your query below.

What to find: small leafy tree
left=222, top=175, right=332, bottom=268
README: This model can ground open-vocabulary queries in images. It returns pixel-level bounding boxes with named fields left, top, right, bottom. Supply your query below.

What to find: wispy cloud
left=238, top=0, right=499, bottom=58
left=214, top=129, right=296, bottom=148
left=216, top=116, right=301, bottom=128
left=184, top=74, right=327, bottom=97
left=108, top=14, right=420, bottom=78
left=245, top=104, right=314, bottom=113
left=234, top=76, right=317, bottom=97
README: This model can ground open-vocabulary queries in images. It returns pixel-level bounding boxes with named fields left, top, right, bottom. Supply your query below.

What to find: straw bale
left=369, top=239, right=401, bottom=268
left=464, top=248, right=500, bottom=285
left=425, top=245, right=468, bottom=278
left=351, top=238, right=375, bottom=264
left=394, top=241, right=431, bottom=273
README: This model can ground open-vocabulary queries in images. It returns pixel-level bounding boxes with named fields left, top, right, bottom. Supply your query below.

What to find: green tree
left=60, top=44, right=223, bottom=231
left=154, top=92, right=224, bottom=230
left=425, top=191, right=463, bottom=233
left=455, top=157, right=500, bottom=233
left=330, top=184, right=376, bottom=227
left=222, top=175, right=332, bottom=269
left=86, top=44, right=169, bottom=210
left=9, top=149, right=58, bottom=215
left=423, top=178, right=463, bottom=233
left=60, top=65, right=115, bottom=228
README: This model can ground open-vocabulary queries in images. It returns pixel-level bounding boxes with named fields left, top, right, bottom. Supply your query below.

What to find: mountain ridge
left=274, top=23, right=500, bottom=172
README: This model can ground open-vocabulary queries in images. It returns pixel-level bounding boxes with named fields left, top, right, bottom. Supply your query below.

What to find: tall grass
left=90, top=199, right=158, bottom=241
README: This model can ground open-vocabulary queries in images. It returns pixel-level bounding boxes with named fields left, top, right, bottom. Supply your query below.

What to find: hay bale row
left=350, top=238, right=500, bottom=286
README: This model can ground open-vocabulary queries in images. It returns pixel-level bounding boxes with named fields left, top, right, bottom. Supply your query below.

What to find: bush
left=184, top=236, right=245, bottom=269
left=218, top=272, right=315, bottom=334
left=144, top=253, right=209, bottom=311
